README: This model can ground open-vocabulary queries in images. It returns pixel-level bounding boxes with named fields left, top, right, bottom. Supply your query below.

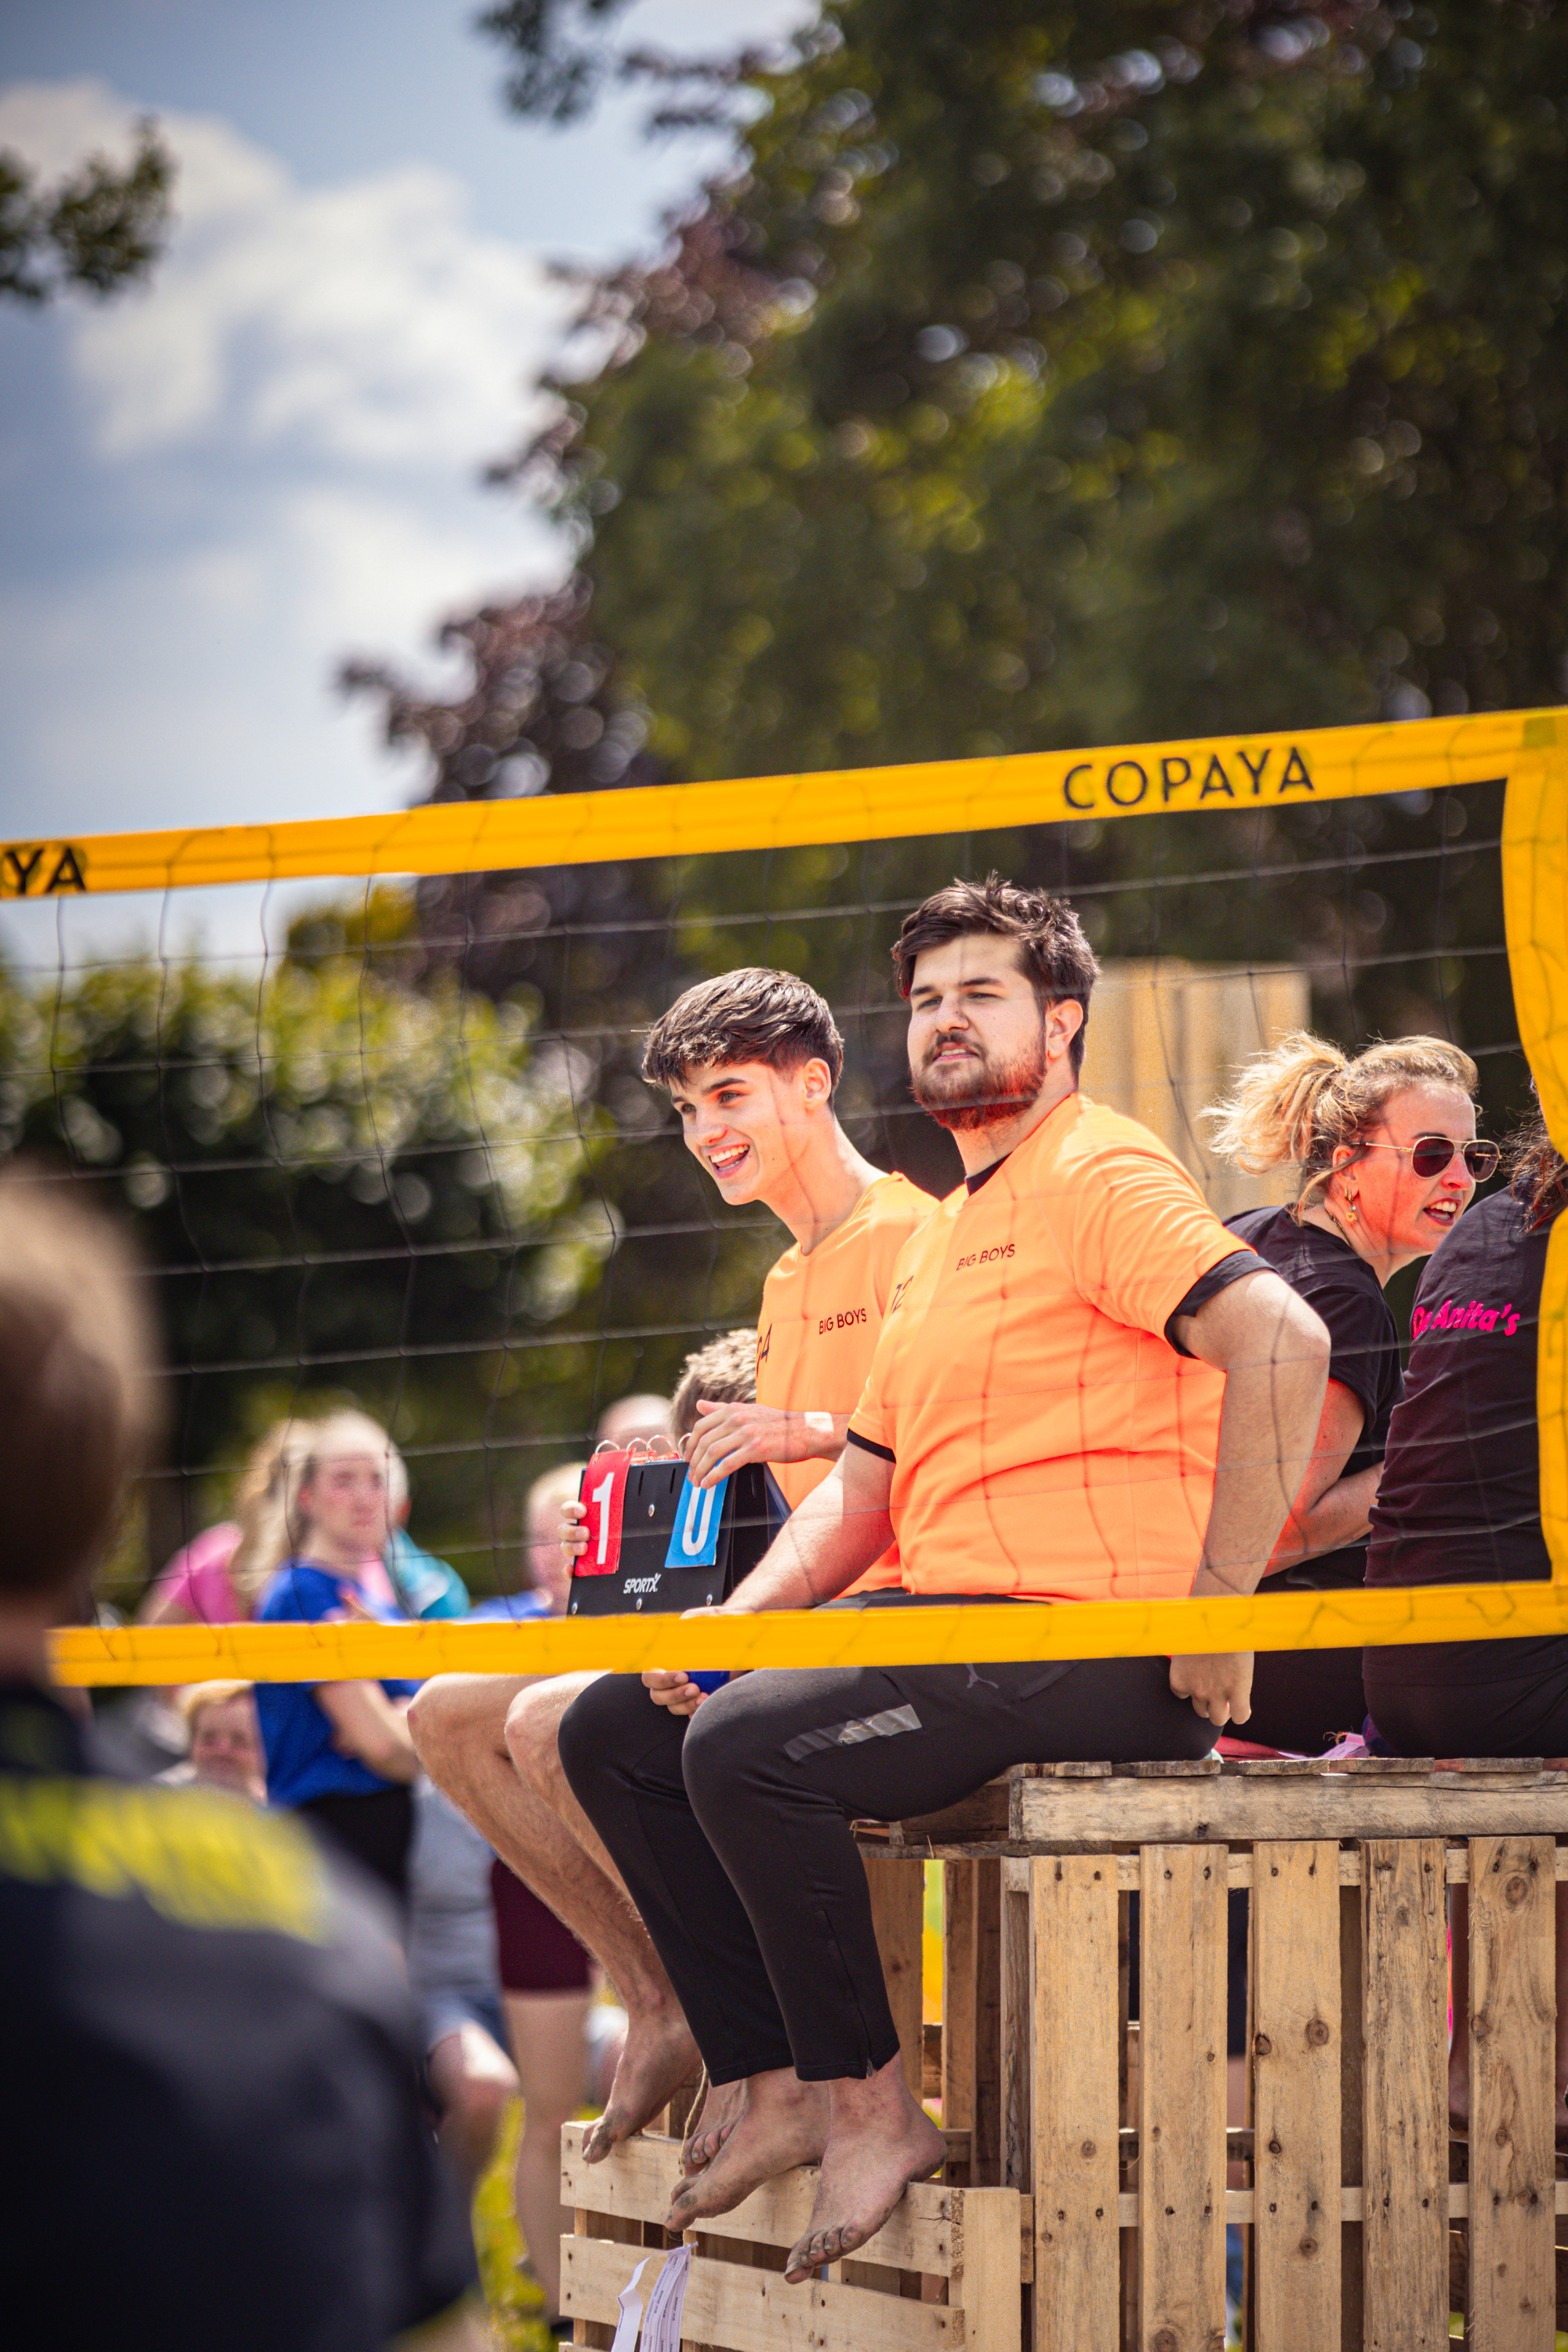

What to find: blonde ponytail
left=226, top=1417, right=314, bottom=1610
left=1203, top=1031, right=1479, bottom=1210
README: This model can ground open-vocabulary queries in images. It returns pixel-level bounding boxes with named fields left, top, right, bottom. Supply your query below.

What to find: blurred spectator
left=140, top=1418, right=310, bottom=1627
left=595, top=1391, right=671, bottom=1450
left=408, top=1776, right=520, bottom=2187
left=253, top=1410, right=422, bottom=1905
left=158, top=1679, right=267, bottom=1802
left=0, top=1171, right=481, bottom=2352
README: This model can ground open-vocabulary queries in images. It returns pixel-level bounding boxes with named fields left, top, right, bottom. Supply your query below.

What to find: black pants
left=295, top=1786, right=414, bottom=1909
left=1243, top=1646, right=1367, bottom=1756
left=1364, top=1636, right=1568, bottom=1756
left=557, top=1653, right=1211, bottom=2085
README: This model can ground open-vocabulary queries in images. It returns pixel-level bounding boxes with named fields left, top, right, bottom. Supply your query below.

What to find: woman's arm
left=318, top=1682, right=419, bottom=1782
left=1263, top=1380, right=1374, bottom=1573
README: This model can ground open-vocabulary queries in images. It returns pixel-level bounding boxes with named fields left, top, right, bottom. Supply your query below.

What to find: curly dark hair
left=641, top=968, right=843, bottom=1091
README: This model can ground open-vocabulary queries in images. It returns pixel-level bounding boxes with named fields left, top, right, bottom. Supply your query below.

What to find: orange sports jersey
left=847, top=1094, right=1251, bottom=1602
left=757, top=1170, right=934, bottom=1588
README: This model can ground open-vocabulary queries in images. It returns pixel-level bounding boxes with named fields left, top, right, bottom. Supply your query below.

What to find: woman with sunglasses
left=1203, top=1029, right=1491, bottom=1753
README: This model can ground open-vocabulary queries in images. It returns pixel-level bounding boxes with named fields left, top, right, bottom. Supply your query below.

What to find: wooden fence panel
left=1250, top=1842, right=1341, bottom=2348
left=1467, top=1835, right=1556, bottom=2352
left=1029, top=1855, right=1120, bottom=2352
left=1138, top=1846, right=1227, bottom=2352
left=1362, top=1838, right=1448, bottom=2351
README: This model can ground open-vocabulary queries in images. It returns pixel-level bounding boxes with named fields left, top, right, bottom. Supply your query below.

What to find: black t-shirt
left=1226, top=1203, right=1403, bottom=1590
left=1366, top=1187, right=1550, bottom=1594
left=0, top=1682, right=477, bottom=2351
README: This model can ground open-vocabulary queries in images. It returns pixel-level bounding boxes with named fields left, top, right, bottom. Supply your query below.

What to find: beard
left=911, top=1028, right=1051, bottom=1133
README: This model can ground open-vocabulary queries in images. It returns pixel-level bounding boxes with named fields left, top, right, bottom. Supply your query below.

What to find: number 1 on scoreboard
left=575, top=1452, right=629, bottom=1577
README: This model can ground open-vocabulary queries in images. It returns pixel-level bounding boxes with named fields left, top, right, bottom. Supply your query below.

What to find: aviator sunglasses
left=1359, top=1135, right=1500, bottom=1182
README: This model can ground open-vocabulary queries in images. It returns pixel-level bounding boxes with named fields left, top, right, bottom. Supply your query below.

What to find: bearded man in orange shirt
left=408, top=969, right=932, bottom=2190
left=557, top=876, right=1331, bottom=2281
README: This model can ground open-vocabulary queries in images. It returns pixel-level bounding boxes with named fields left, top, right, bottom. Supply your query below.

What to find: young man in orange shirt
left=557, top=877, right=1331, bottom=2281
left=408, top=969, right=931, bottom=2177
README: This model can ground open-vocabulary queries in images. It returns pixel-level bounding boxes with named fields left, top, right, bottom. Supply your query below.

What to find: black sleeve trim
left=844, top=1429, right=896, bottom=1464
left=1164, top=1249, right=1269, bottom=1356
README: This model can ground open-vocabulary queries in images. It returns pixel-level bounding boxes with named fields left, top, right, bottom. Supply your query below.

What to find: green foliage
left=0, top=937, right=611, bottom=1584
left=0, top=120, right=173, bottom=305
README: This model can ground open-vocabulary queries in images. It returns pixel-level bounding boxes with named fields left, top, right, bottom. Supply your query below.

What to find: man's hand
left=642, top=1606, right=728, bottom=1717
left=1169, top=1651, right=1254, bottom=1730
left=643, top=1668, right=709, bottom=1717
left=560, top=1497, right=587, bottom=1563
left=687, top=1400, right=838, bottom=1488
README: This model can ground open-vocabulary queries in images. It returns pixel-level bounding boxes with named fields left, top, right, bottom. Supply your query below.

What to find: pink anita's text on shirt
left=1410, top=1295, right=1523, bottom=1339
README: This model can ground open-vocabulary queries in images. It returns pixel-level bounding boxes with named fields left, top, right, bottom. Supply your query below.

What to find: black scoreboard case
left=566, top=1451, right=775, bottom=1617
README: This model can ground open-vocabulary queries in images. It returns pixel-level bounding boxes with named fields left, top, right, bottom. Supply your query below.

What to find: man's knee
left=504, top=1672, right=594, bottom=1800
left=679, top=1682, right=753, bottom=1820
left=408, top=1673, right=523, bottom=1774
left=554, top=1669, right=633, bottom=1799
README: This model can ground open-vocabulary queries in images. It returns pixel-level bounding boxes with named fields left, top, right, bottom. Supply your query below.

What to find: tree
left=0, top=119, right=174, bottom=305
left=0, top=896, right=611, bottom=1584
left=347, top=0, right=1548, bottom=1392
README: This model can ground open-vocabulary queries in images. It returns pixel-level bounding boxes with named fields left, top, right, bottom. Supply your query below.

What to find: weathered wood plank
left=1361, top=1838, right=1448, bottom=2351
left=1250, top=1842, right=1341, bottom=2347
left=561, top=2238, right=964, bottom=2352
left=1015, top=1776, right=1568, bottom=1846
left=560, top=2126, right=961, bottom=2275
left=1029, top=1855, right=1120, bottom=2352
left=1138, top=1846, right=1227, bottom=2352
left=951, top=2190, right=1025, bottom=2352
left=1338, top=1880, right=1365, bottom=2352
left=1467, top=1835, right=1556, bottom=2351
left=864, top=1853, right=927, bottom=2107
left=942, top=1859, right=1003, bottom=2187
left=1001, top=1864, right=1032, bottom=2194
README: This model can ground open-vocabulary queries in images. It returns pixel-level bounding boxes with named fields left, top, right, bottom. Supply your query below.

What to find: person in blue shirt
left=255, top=1410, right=423, bottom=1905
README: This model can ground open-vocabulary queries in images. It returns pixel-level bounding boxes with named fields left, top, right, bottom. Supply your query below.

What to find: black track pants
left=557, top=1653, right=1211, bottom=2085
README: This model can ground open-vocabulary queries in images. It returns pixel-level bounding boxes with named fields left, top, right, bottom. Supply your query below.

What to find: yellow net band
left=2, top=707, right=1558, bottom=898
left=50, top=1581, right=1568, bottom=1686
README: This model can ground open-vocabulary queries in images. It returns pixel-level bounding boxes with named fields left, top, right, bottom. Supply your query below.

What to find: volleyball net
left=3, top=705, right=1562, bottom=1685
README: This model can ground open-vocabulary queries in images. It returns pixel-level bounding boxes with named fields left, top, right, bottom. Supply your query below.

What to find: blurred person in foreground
left=157, top=1679, right=267, bottom=1802
left=253, top=1411, right=423, bottom=1905
left=0, top=1170, right=481, bottom=2352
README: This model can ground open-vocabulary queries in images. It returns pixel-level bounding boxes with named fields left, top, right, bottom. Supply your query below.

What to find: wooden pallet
left=856, top=1759, right=1568, bottom=2350
left=560, top=2124, right=1027, bottom=2352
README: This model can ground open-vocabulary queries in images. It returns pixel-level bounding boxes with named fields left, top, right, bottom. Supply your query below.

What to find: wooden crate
left=860, top=1758, right=1568, bottom=2352
left=560, top=2124, right=1027, bottom=2352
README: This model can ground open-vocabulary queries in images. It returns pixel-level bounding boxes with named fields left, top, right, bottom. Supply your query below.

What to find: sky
left=0, top=0, right=804, bottom=971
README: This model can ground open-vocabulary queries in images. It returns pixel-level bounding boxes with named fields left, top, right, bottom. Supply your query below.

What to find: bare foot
left=683, top=2076, right=746, bottom=2175
left=783, top=2063, right=945, bottom=2283
left=666, top=2070, right=828, bottom=2227
left=583, top=2006, right=702, bottom=2164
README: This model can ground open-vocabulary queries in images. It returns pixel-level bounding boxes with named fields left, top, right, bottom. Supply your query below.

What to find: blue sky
left=0, top=0, right=802, bottom=968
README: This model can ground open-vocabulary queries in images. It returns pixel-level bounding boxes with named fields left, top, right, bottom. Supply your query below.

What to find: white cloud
left=0, top=74, right=576, bottom=919
left=0, top=78, right=572, bottom=465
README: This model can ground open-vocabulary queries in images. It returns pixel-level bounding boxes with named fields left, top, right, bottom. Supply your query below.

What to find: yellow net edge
left=49, top=1581, right=1568, bottom=1684
left=11, top=705, right=1566, bottom=1667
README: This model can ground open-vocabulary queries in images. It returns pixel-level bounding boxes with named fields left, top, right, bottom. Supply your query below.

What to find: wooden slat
left=950, top=2190, right=1025, bottom=2352
left=1250, top=1843, right=1341, bottom=2345
left=1014, top=1776, right=1568, bottom=1846
left=1138, top=1847, right=1227, bottom=2352
left=942, top=1860, right=1003, bottom=2187
left=1030, top=1856, right=1120, bottom=2352
left=561, top=2126, right=960, bottom=2274
left=1001, top=1865, right=1032, bottom=2194
left=1467, top=1835, right=1556, bottom=2350
left=864, top=1855, right=927, bottom=2107
left=1361, top=1838, right=1449, bottom=2350
left=561, top=2238, right=963, bottom=2352
left=1339, top=1879, right=1365, bottom=2352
